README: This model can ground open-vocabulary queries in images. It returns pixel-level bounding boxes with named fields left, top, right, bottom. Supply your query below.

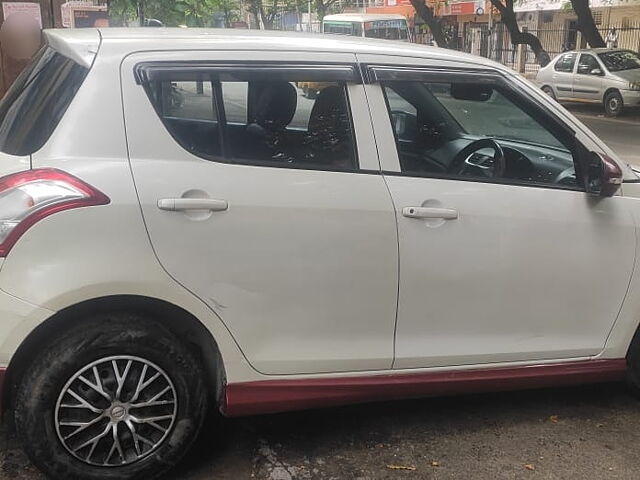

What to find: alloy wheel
left=54, top=355, right=177, bottom=467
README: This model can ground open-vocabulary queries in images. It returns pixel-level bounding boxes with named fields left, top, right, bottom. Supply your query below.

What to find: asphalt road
left=2, top=105, right=640, bottom=480
left=567, top=104, right=640, bottom=166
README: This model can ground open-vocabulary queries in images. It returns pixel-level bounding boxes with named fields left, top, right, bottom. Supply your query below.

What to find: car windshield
left=0, top=46, right=88, bottom=156
left=598, top=50, right=640, bottom=72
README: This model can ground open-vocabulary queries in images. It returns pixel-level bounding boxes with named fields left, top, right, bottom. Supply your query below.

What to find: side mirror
left=586, top=152, right=623, bottom=197
left=590, top=68, right=603, bottom=76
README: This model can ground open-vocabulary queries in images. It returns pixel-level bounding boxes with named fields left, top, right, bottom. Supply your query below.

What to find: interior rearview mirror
left=450, top=83, right=493, bottom=102
left=586, top=152, right=623, bottom=197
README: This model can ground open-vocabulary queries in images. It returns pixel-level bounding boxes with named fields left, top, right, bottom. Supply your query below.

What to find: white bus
left=322, top=13, right=411, bottom=42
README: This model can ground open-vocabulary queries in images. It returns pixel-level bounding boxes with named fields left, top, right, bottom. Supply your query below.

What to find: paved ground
left=3, top=383, right=640, bottom=479
left=2, top=105, right=640, bottom=480
left=567, top=104, right=640, bottom=165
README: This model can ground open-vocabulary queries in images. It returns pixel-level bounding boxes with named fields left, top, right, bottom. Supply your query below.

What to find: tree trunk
left=570, top=0, right=605, bottom=48
left=409, top=0, right=451, bottom=48
left=489, top=0, right=550, bottom=67
left=315, top=0, right=327, bottom=23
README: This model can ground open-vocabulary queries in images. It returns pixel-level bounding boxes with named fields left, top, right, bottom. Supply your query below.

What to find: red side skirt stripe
left=223, top=359, right=627, bottom=417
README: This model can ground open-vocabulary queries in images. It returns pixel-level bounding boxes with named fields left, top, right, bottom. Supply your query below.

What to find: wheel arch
left=603, top=87, right=622, bottom=103
left=2, top=295, right=226, bottom=422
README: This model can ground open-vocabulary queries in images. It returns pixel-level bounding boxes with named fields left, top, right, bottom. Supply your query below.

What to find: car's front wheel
left=542, top=85, right=556, bottom=100
left=604, top=90, right=624, bottom=117
left=14, top=313, right=208, bottom=480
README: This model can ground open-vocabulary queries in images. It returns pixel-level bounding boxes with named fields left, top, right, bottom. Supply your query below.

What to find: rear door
left=121, top=51, right=399, bottom=375
left=552, top=52, right=577, bottom=99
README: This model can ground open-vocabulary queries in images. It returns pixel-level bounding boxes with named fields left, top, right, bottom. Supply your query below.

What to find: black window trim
left=135, top=61, right=362, bottom=85
left=138, top=62, right=366, bottom=174
left=365, top=64, right=588, bottom=193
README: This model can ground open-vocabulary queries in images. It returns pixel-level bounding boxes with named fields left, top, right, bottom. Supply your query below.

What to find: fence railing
left=459, top=22, right=640, bottom=74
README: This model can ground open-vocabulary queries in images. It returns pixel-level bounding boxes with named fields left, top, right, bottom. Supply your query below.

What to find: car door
left=121, top=51, right=399, bottom=375
left=552, top=52, right=577, bottom=100
left=361, top=60, right=635, bottom=369
left=573, top=53, right=605, bottom=102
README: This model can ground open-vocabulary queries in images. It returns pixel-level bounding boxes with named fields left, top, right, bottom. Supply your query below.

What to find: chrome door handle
left=402, top=206, right=458, bottom=220
left=157, top=198, right=228, bottom=212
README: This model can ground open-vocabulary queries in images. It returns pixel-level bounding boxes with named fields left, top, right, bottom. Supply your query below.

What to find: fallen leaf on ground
left=525, top=464, right=536, bottom=471
left=549, top=415, right=559, bottom=423
left=387, top=464, right=417, bottom=471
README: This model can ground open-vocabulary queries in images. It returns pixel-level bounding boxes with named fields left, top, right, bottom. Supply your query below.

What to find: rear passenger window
left=165, top=81, right=215, bottom=120
left=149, top=80, right=221, bottom=158
left=554, top=53, right=577, bottom=73
left=143, top=68, right=358, bottom=171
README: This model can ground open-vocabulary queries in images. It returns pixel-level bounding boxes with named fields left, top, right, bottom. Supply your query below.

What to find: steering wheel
left=448, top=138, right=506, bottom=178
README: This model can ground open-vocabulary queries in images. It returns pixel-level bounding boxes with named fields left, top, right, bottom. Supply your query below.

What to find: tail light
left=0, top=169, right=110, bottom=257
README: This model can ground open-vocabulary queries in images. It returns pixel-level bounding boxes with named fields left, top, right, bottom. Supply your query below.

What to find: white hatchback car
left=2, top=28, right=640, bottom=480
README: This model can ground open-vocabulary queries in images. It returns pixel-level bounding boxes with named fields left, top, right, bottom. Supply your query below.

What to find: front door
left=121, top=51, right=398, bottom=375
left=574, top=53, right=605, bottom=102
left=363, top=63, right=635, bottom=369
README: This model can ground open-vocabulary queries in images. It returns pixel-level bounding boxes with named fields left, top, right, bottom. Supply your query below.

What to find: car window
left=554, top=53, right=577, bottom=73
left=324, top=21, right=362, bottom=36
left=382, top=81, right=578, bottom=188
left=145, top=73, right=357, bottom=171
left=221, top=82, right=247, bottom=124
left=0, top=46, right=88, bottom=156
left=577, top=54, right=601, bottom=75
left=164, top=81, right=215, bottom=120
left=598, top=50, right=640, bottom=72
left=364, top=20, right=409, bottom=41
left=148, top=80, right=221, bottom=158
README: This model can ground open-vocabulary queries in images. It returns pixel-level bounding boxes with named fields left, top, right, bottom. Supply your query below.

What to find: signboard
left=2, top=2, right=42, bottom=28
left=72, top=7, right=108, bottom=27
left=514, top=0, right=640, bottom=12
left=61, top=1, right=93, bottom=27
left=449, top=1, right=478, bottom=14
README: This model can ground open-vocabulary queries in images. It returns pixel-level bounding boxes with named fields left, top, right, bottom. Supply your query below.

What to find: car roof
left=44, top=27, right=509, bottom=72
left=564, top=48, right=630, bottom=54
left=323, top=13, right=407, bottom=22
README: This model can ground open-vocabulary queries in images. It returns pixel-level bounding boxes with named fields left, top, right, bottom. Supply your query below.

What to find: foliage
left=107, top=0, right=240, bottom=27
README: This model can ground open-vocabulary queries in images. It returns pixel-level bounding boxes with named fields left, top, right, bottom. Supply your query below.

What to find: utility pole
left=307, top=0, right=311, bottom=32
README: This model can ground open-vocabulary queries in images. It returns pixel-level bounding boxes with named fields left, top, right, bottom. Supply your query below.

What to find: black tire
left=542, top=86, right=556, bottom=100
left=604, top=90, right=624, bottom=117
left=627, top=327, right=640, bottom=398
left=14, top=313, right=208, bottom=480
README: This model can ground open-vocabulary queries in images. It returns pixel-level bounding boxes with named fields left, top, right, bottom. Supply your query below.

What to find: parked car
left=536, top=48, right=640, bottom=116
left=2, top=28, right=640, bottom=480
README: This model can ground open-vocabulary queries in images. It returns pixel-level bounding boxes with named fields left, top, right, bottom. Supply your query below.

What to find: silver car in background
left=536, top=48, right=640, bottom=117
